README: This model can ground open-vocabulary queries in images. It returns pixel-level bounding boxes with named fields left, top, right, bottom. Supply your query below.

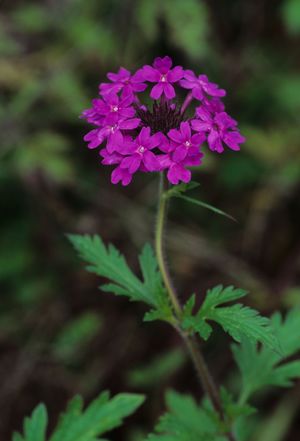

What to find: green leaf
left=282, top=0, right=300, bottom=35
left=49, top=392, right=145, bottom=441
left=127, top=349, right=185, bottom=388
left=232, top=308, right=300, bottom=403
left=52, top=312, right=102, bottom=362
left=182, top=285, right=278, bottom=351
left=165, top=181, right=200, bottom=198
left=146, top=390, right=226, bottom=441
left=13, top=404, right=47, bottom=441
left=68, top=235, right=171, bottom=319
left=173, top=195, right=236, bottom=221
left=13, top=392, right=144, bottom=441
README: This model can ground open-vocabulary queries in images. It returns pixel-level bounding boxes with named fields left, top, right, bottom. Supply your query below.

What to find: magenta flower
left=100, top=67, right=147, bottom=98
left=180, top=70, right=226, bottom=101
left=83, top=115, right=140, bottom=150
left=111, top=166, right=133, bottom=186
left=92, top=93, right=135, bottom=121
left=192, top=109, right=245, bottom=153
left=168, top=122, right=205, bottom=162
left=158, top=135, right=204, bottom=185
left=120, top=127, right=161, bottom=174
left=141, top=56, right=184, bottom=99
left=81, top=55, right=245, bottom=185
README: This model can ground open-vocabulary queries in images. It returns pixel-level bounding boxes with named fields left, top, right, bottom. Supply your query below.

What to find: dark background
left=1, top=0, right=300, bottom=440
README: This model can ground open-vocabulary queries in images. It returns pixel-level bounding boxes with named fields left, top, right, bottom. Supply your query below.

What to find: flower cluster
left=81, top=56, right=245, bottom=186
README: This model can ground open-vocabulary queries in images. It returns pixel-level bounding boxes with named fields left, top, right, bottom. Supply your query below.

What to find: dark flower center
left=135, top=101, right=184, bottom=135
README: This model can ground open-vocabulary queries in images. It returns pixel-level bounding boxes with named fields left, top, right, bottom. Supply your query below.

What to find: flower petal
left=173, top=145, right=188, bottom=162
left=150, top=83, right=164, bottom=99
left=163, top=83, right=175, bottom=99
left=143, top=65, right=160, bottom=82
left=143, top=150, right=160, bottom=171
left=167, top=164, right=191, bottom=185
left=180, top=121, right=191, bottom=140
left=167, top=66, right=184, bottom=83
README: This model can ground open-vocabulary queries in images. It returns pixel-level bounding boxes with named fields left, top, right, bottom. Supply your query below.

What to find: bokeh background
left=1, top=0, right=300, bottom=440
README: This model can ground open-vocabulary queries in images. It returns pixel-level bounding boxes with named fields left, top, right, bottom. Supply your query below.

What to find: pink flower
left=192, top=110, right=245, bottom=153
left=180, top=70, right=226, bottom=100
left=92, top=93, right=135, bottom=121
left=100, top=67, right=147, bottom=98
left=83, top=115, right=140, bottom=151
left=81, top=55, right=245, bottom=185
left=120, top=127, right=161, bottom=174
left=111, top=166, right=133, bottom=186
left=141, top=56, right=184, bottom=99
left=158, top=135, right=203, bottom=185
left=168, top=121, right=205, bottom=161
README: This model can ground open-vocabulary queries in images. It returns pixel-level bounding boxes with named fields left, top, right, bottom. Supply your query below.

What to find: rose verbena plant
left=12, top=57, right=300, bottom=441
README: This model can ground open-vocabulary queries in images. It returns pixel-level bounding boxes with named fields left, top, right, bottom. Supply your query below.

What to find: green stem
left=154, top=172, right=236, bottom=441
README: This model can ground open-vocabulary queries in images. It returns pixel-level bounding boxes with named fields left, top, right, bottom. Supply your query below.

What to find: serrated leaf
left=232, top=308, right=300, bottom=403
left=13, top=404, right=47, bottom=441
left=146, top=390, right=226, bottom=441
left=13, top=391, right=144, bottom=441
left=50, top=392, right=145, bottom=441
left=182, top=285, right=279, bottom=352
left=68, top=235, right=171, bottom=320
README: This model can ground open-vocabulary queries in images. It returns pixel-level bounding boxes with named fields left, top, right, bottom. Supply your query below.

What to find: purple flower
left=192, top=110, right=245, bottom=153
left=180, top=70, right=226, bottom=100
left=120, top=127, right=161, bottom=174
left=82, top=55, right=245, bottom=185
left=168, top=121, right=205, bottom=161
left=141, top=56, right=184, bottom=99
left=83, top=115, right=140, bottom=150
left=100, top=67, right=147, bottom=98
left=158, top=135, right=203, bottom=185
left=92, top=93, right=135, bottom=121
left=111, top=166, right=133, bottom=186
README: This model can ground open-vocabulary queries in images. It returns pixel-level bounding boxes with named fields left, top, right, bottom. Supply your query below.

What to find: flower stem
left=154, top=172, right=236, bottom=441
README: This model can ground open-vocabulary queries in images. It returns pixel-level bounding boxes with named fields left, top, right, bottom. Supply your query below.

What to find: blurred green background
left=1, top=0, right=300, bottom=440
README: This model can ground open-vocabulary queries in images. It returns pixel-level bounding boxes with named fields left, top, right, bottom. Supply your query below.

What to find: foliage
left=127, top=349, right=186, bottom=388
left=52, top=312, right=102, bottom=362
left=182, top=286, right=278, bottom=351
left=146, top=390, right=226, bottom=441
left=232, top=308, right=300, bottom=403
left=68, top=235, right=173, bottom=322
left=13, top=391, right=145, bottom=441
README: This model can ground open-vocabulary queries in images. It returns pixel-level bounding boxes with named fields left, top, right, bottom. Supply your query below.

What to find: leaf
left=127, top=349, right=186, bottom=388
left=13, top=404, right=48, bottom=441
left=182, top=285, right=279, bottom=352
left=165, top=181, right=200, bottom=198
left=68, top=235, right=171, bottom=319
left=146, top=390, right=226, bottom=441
left=173, top=195, right=236, bottom=221
left=52, top=312, right=102, bottom=362
left=282, top=0, right=300, bottom=35
left=232, top=308, right=300, bottom=403
left=13, top=392, right=144, bottom=441
left=49, top=392, right=145, bottom=441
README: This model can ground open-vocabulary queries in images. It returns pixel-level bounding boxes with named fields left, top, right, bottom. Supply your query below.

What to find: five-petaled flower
left=81, top=55, right=245, bottom=185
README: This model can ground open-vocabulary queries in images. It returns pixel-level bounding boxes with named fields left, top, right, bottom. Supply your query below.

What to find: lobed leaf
left=182, top=285, right=279, bottom=352
left=12, top=391, right=145, bottom=441
left=12, top=404, right=47, bottom=441
left=232, top=308, right=300, bottom=403
left=68, top=235, right=172, bottom=320
left=146, top=390, right=226, bottom=441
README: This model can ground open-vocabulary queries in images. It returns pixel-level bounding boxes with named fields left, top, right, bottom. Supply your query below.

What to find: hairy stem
left=154, top=172, right=235, bottom=441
